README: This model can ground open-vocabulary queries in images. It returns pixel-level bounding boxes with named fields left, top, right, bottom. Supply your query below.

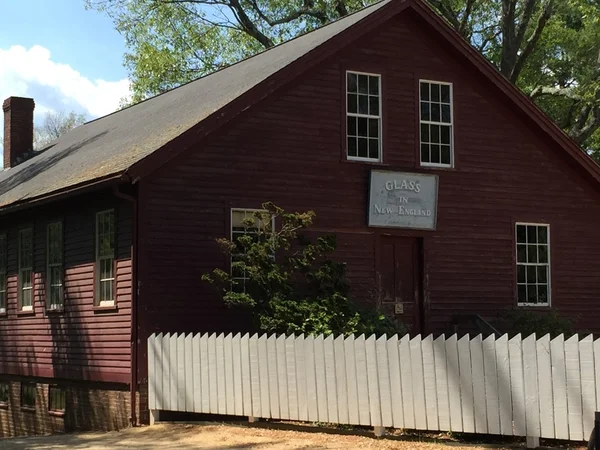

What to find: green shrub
left=202, top=202, right=405, bottom=337
left=498, top=307, right=576, bottom=338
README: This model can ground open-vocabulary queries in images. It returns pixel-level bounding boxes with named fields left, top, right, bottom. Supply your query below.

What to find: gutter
left=112, top=183, right=139, bottom=427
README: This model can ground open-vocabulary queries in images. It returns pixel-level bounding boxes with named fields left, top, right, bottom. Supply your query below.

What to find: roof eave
left=0, top=174, right=125, bottom=216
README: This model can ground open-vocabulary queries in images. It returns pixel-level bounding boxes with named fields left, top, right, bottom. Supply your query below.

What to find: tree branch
left=510, top=0, right=554, bottom=82
left=249, top=0, right=329, bottom=26
left=427, top=0, right=460, bottom=31
left=228, top=0, right=274, bottom=48
left=530, top=85, right=582, bottom=102
left=458, top=0, right=476, bottom=37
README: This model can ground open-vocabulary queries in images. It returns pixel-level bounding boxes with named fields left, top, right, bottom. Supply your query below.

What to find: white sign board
left=368, top=170, right=438, bottom=230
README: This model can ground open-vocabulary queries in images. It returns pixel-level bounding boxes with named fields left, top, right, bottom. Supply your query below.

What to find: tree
left=202, top=202, right=403, bottom=336
left=34, top=110, right=87, bottom=149
left=86, top=0, right=600, bottom=154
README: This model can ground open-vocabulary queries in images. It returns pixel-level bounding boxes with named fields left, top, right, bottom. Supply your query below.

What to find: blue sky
left=0, top=0, right=130, bottom=125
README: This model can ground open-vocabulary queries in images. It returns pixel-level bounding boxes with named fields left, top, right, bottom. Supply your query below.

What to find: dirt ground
left=0, top=423, right=588, bottom=450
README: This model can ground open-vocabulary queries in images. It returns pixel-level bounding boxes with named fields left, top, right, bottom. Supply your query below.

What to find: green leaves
left=202, top=202, right=405, bottom=336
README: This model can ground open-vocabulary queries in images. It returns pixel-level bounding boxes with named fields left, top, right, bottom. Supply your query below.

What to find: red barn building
left=1, top=0, right=599, bottom=436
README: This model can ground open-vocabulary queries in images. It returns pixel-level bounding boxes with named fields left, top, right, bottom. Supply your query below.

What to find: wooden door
left=379, top=236, right=421, bottom=333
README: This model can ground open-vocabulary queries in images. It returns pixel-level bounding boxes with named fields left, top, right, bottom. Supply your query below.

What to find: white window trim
left=230, top=208, right=276, bottom=292
left=18, top=228, right=33, bottom=312
left=46, top=221, right=64, bottom=310
left=346, top=70, right=383, bottom=163
left=96, top=210, right=116, bottom=307
left=419, top=79, right=454, bottom=168
left=515, top=222, right=551, bottom=307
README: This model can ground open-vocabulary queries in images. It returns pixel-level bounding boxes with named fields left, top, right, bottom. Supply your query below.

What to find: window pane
left=431, top=144, right=440, bottom=163
left=431, top=125, right=440, bottom=144
left=358, top=95, right=368, bottom=115
left=431, top=83, right=440, bottom=102
left=527, top=285, right=538, bottom=303
left=431, top=103, right=440, bottom=122
left=368, top=139, right=379, bottom=159
left=357, top=117, right=367, bottom=137
left=0, top=383, right=8, bottom=403
left=441, top=104, right=451, bottom=123
left=517, top=265, right=526, bottom=283
left=358, top=75, right=368, bottom=94
left=368, top=76, right=379, bottom=95
left=368, top=119, right=379, bottom=138
left=347, top=116, right=356, bottom=136
left=538, top=285, right=548, bottom=303
left=421, top=102, right=430, bottom=121
left=420, top=82, right=429, bottom=101
left=369, top=96, right=379, bottom=116
left=516, top=225, right=527, bottom=244
left=527, top=226, right=537, bottom=244
left=347, top=137, right=357, bottom=157
left=421, top=144, right=430, bottom=163
left=538, top=245, right=548, bottom=263
left=358, top=138, right=368, bottom=158
left=441, top=84, right=450, bottom=103
left=538, top=226, right=548, bottom=243
left=526, top=265, right=537, bottom=284
left=441, top=146, right=451, bottom=165
left=537, top=266, right=548, bottom=283
left=517, top=244, right=527, bottom=262
left=421, top=124, right=429, bottom=142
left=347, top=94, right=357, bottom=114
left=441, top=126, right=450, bottom=145
left=527, top=245, right=538, bottom=263
left=347, top=72, right=357, bottom=93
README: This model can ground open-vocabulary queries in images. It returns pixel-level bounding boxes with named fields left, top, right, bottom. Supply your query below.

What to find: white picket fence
left=147, top=332, right=599, bottom=444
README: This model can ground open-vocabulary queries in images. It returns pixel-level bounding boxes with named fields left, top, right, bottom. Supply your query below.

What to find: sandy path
left=0, top=423, right=581, bottom=450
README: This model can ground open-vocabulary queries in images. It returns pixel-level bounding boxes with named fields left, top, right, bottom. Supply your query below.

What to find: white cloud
left=0, top=45, right=130, bottom=121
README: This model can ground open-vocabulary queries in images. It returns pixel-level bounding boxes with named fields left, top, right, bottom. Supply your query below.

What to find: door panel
left=379, top=236, right=420, bottom=333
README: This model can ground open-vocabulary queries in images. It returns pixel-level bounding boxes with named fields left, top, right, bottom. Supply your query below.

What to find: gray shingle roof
left=0, top=0, right=391, bottom=209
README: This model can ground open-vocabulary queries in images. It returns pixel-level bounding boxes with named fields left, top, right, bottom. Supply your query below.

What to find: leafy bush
left=202, top=202, right=405, bottom=336
left=498, top=307, right=576, bottom=338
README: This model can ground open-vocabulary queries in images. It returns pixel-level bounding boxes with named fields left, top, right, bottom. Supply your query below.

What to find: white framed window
left=420, top=80, right=453, bottom=167
left=47, top=221, right=64, bottom=310
left=48, top=385, right=66, bottom=412
left=0, top=234, right=6, bottom=314
left=346, top=71, right=381, bottom=161
left=18, top=228, right=33, bottom=312
left=516, top=223, right=550, bottom=306
left=95, top=210, right=115, bottom=307
left=230, top=209, right=274, bottom=293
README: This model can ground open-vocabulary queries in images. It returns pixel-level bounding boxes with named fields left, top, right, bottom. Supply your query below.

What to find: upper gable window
left=420, top=81, right=453, bottom=167
left=346, top=71, right=381, bottom=162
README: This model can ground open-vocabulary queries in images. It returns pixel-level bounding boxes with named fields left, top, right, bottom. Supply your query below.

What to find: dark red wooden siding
left=136, top=10, right=600, bottom=376
left=0, top=190, right=132, bottom=383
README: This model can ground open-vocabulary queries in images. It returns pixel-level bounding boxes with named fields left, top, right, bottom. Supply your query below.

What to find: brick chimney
left=3, top=96, right=35, bottom=169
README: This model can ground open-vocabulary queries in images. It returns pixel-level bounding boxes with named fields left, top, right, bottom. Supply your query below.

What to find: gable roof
left=0, top=0, right=598, bottom=211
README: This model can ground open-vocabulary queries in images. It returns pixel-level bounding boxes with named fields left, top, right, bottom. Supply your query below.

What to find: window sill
left=0, top=403, right=8, bottom=410
left=46, top=307, right=65, bottom=315
left=518, top=304, right=551, bottom=310
left=0, top=311, right=7, bottom=318
left=342, top=158, right=389, bottom=166
left=21, top=406, right=36, bottom=413
left=48, top=410, right=65, bottom=418
left=419, top=163, right=454, bottom=171
left=92, top=304, right=118, bottom=313
left=16, top=310, right=35, bottom=317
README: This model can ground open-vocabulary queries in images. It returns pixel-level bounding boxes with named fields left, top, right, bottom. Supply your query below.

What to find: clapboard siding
left=0, top=190, right=132, bottom=383
left=136, top=11, right=600, bottom=382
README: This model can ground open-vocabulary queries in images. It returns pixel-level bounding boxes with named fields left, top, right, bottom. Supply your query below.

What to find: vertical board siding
left=148, top=332, right=600, bottom=442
